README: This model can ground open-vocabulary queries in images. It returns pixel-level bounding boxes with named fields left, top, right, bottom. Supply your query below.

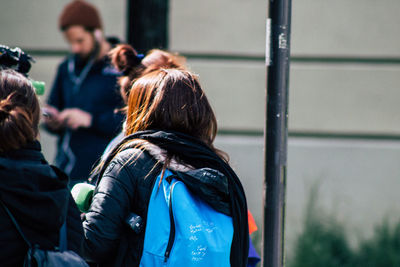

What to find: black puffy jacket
left=82, top=131, right=249, bottom=267
left=0, top=141, right=84, bottom=266
left=83, top=146, right=159, bottom=266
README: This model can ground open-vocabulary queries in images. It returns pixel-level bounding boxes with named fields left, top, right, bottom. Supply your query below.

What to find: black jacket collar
left=0, top=141, right=46, bottom=163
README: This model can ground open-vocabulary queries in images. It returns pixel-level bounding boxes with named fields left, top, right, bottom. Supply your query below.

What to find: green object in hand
left=32, top=80, right=45, bottom=95
left=31, top=80, right=45, bottom=95
left=71, top=183, right=95, bottom=213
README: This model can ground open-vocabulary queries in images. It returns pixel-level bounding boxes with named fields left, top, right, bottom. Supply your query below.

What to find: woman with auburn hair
left=81, top=68, right=249, bottom=266
left=0, top=65, right=83, bottom=265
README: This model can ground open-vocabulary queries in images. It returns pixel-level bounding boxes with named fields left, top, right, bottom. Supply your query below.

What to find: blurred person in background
left=43, top=0, right=124, bottom=186
left=0, top=46, right=83, bottom=266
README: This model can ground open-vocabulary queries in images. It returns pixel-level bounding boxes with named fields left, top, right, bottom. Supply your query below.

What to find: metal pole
left=262, top=0, right=292, bottom=266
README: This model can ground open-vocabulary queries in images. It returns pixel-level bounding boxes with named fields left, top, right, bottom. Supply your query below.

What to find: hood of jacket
left=0, top=141, right=70, bottom=234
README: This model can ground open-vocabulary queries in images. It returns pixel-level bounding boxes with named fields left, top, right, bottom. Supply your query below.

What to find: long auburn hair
left=125, top=69, right=218, bottom=147
left=97, top=68, right=228, bottom=175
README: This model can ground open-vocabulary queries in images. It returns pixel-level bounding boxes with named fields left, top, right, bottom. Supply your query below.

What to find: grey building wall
left=1, top=0, right=400, bottom=259
left=169, top=0, right=400, bottom=256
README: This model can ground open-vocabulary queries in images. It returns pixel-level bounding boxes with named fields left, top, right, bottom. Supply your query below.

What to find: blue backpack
left=140, top=169, right=234, bottom=266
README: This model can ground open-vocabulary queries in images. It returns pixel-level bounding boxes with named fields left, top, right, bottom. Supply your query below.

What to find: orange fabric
left=248, top=210, right=258, bottom=235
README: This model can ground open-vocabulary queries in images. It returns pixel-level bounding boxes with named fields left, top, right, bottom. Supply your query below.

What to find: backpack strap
left=0, top=197, right=32, bottom=248
left=0, top=196, right=68, bottom=251
left=0, top=172, right=68, bottom=252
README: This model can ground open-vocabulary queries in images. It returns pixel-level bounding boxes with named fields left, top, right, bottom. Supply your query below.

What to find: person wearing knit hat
left=43, top=0, right=124, bottom=185
left=57, top=0, right=107, bottom=60
left=59, top=0, right=102, bottom=31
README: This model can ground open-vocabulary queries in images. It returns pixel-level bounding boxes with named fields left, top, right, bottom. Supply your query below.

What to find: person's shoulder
left=100, top=61, right=121, bottom=77
left=105, top=146, right=155, bottom=176
left=98, top=147, right=155, bottom=190
left=112, top=147, right=152, bottom=167
left=55, top=56, right=70, bottom=72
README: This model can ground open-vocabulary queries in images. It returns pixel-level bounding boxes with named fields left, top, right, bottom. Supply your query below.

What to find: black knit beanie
left=59, top=0, right=102, bottom=31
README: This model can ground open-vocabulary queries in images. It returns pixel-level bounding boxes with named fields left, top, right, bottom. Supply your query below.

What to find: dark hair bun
left=109, top=44, right=141, bottom=75
left=0, top=70, right=40, bottom=152
left=0, top=98, right=12, bottom=120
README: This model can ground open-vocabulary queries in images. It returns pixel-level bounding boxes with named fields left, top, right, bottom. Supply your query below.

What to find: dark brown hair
left=0, top=69, right=40, bottom=152
left=109, top=44, right=186, bottom=104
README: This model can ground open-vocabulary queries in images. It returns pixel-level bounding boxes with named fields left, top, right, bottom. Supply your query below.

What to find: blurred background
left=1, top=0, right=400, bottom=265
